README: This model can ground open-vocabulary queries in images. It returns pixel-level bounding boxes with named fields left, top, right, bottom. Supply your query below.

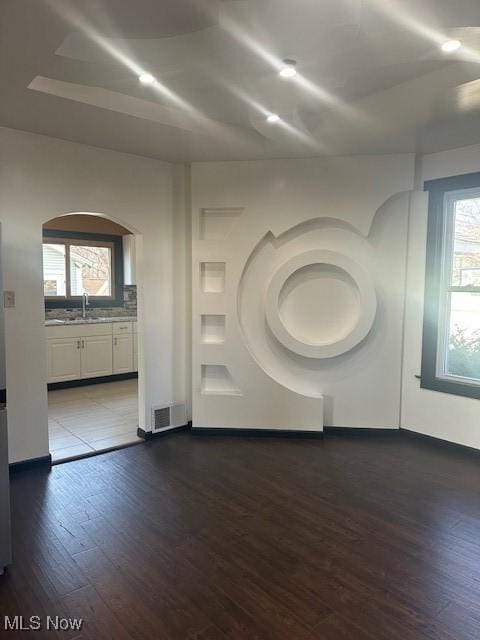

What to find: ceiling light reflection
left=279, top=66, right=297, bottom=79
left=363, top=0, right=480, bottom=63
left=45, top=0, right=215, bottom=120
left=222, top=84, right=322, bottom=148
left=279, top=59, right=297, bottom=79
left=218, top=12, right=364, bottom=123
left=441, top=39, right=462, bottom=53
left=139, top=73, right=156, bottom=84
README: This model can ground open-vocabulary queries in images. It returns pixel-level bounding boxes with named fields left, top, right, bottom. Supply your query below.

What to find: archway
left=42, top=212, right=144, bottom=462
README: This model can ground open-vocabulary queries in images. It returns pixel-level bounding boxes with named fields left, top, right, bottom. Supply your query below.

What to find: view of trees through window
left=43, top=239, right=113, bottom=298
left=69, top=245, right=112, bottom=296
left=445, top=196, right=480, bottom=380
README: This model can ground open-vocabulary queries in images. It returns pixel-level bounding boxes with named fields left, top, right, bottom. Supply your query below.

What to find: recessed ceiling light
left=441, top=39, right=462, bottom=53
left=267, top=113, right=280, bottom=123
left=279, top=58, right=297, bottom=79
left=139, top=73, right=156, bottom=84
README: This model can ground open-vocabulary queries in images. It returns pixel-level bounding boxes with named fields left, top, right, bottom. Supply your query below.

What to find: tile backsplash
left=123, top=285, right=137, bottom=313
left=45, top=285, right=137, bottom=321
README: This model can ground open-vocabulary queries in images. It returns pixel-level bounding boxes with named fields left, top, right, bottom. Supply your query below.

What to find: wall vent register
left=151, top=403, right=187, bottom=432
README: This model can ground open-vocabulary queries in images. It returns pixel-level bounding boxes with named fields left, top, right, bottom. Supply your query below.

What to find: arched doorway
left=42, top=212, right=142, bottom=462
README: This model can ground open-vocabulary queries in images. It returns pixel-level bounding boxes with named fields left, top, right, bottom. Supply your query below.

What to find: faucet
left=82, top=292, right=89, bottom=319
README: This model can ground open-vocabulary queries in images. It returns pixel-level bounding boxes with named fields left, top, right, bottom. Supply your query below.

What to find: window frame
left=421, top=171, right=480, bottom=400
left=43, top=229, right=124, bottom=309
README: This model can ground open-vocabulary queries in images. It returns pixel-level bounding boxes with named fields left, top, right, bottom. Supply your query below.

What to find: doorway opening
left=43, top=213, right=141, bottom=463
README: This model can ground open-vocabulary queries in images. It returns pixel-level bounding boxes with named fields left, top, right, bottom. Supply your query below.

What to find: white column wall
left=0, top=127, right=187, bottom=463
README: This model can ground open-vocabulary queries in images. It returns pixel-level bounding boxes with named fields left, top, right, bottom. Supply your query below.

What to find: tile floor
left=48, top=379, right=142, bottom=462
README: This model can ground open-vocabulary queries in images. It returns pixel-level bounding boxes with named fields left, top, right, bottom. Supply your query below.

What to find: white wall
left=0, top=127, right=188, bottom=463
left=401, top=144, right=480, bottom=449
left=191, top=156, right=415, bottom=431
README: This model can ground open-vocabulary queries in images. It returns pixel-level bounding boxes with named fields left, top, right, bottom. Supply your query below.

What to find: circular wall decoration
left=265, top=250, right=377, bottom=358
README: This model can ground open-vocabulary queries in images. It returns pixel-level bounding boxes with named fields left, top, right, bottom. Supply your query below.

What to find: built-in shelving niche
left=200, top=262, right=226, bottom=293
left=201, top=365, right=241, bottom=396
left=200, top=208, right=243, bottom=241
left=201, top=315, right=226, bottom=344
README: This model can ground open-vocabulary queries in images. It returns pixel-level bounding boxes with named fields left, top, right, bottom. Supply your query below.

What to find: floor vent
left=151, top=403, right=187, bottom=433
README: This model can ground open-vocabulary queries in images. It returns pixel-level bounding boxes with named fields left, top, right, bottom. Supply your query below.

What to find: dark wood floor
left=1, top=431, right=480, bottom=639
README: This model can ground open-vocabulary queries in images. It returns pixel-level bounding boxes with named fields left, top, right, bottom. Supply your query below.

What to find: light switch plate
left=3, top=291, right=15, bottom=308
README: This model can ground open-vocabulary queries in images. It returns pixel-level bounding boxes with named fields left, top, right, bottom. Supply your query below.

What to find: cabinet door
left=47, top=338, right=82, bottom=383
left=113, top=334, right=134, bottom=374
left=81, top=335, right=113, bottom=379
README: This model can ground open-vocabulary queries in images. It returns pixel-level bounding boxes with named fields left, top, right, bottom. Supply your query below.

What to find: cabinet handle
left=81, top=339, right=85, bottom=349
left=114, top=337, right=118, bottom=346
left=77, top=340, right=81, bottom=349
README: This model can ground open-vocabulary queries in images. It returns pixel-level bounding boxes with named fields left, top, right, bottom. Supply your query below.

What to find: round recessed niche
left=278, top=264, right=361, bottom=346
left=265, top=250, right=377, bottom=359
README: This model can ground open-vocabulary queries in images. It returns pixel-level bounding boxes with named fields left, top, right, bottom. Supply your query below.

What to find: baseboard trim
left=191, top=427, right=324, bottom=439
left=137, top=422, right=191, bottom=441
left=324, top=426, right=401, bottom=436
left=48, top=372, right=138, bottom=391
left=400, top=427, right=480, bottom=456
left=10, top=454, right=52, bottom=473
left=324, top=426, right=480, bottom=456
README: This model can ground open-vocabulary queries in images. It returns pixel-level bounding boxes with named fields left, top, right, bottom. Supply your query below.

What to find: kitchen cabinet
left=113, top=321, right=135, bottom=374
left=47, top=337, right=82, bottom=382
left=113, top=334, right=134, bottom=374
left=81, top=335, right=113, bottom=378
left=46, top=320, right=137, bottom=383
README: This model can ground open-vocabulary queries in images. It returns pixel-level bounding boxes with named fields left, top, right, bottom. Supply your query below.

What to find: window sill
left=420, top=376, right=480, bottom=400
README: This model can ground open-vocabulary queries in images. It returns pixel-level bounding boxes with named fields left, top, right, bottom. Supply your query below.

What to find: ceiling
left=3, top=0, right=480, bottom=162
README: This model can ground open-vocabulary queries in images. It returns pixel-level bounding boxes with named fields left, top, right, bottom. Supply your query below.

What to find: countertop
left=45, top=316, right=137, bottom=326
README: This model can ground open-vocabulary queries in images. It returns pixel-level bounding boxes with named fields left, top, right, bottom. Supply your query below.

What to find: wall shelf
left=201, top=364, right=241, bottom=396
left=201, top=315, right=226, bottom=344
left=200, top=262, right=226, bottom=293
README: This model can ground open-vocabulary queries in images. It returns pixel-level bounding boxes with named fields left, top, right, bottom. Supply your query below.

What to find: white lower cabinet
left=47, top=337, right=82, bottom=382
left=46, top=321, right=137, bottom=383
left=113, top=334, right=134, bottom=374
left=81, top=335, right=114, bottom=379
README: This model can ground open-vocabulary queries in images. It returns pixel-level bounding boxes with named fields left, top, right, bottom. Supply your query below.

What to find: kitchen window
left=421, top=172, right=480, bottom=399
left=43, top=230, right=124, bottom=308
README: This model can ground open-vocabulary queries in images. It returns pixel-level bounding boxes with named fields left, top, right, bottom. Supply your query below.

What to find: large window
left=43, top=230, right=123, bottom=308
left=422, top=172, right=480, bottom=399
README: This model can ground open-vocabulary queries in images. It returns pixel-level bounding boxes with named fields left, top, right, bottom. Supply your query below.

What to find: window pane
left=43, top=243, right=66, bottom=296
left=445, top=292, right=480, bottom=380
left=451, top=197, right=480, bottom=287
left=70, top=245, right=112, bottom=296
